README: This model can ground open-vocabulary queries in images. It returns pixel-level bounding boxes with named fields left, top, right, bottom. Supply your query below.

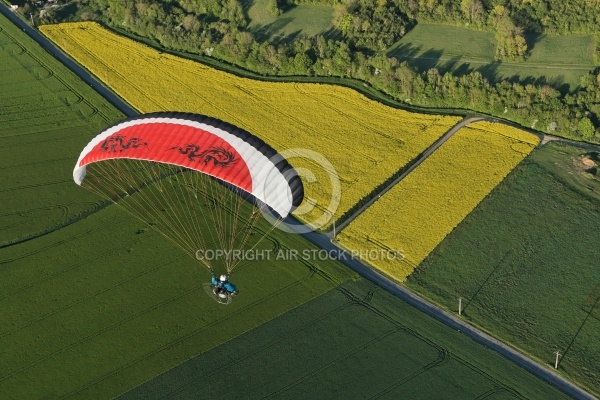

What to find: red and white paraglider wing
left=73, top=113, right=303, bottom=218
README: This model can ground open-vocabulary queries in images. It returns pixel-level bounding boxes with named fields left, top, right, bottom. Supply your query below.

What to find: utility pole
left=458, top=297, right=463, bottom=316
left=30, top=13, right=34, bottom=26
left=331, top=220, right=336, bottom=242
left=554, top=350, right=561, bottom=369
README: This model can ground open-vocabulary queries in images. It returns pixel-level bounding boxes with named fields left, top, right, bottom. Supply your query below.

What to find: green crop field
left=388, top=23, right=597, bottom=91
left=407, top=142, right=600, bottom=395
left=245, top=0, right=335, bottom=41
left=0, top=13, right=352, bottom=398
left=0, top=206, right=352, bottom=398
left=0, top=10, right=591, bottom=399
left=120, top=279, right=568, bottom=399
left=0, top=12, right=123, bottom=246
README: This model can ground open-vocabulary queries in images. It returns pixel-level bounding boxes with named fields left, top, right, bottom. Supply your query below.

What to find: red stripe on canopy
left=79, top=123, right=253, bottom=192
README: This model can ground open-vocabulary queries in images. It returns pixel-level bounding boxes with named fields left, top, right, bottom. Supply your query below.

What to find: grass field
left=40, top=22, right=461, bottom=230
left=389, top=24, right=496, bottom=61
left=337, top=122, right=539, bottom=281
left=407, top=142, right=600, bottom=395
left=526, top=33, right=596, bottom=66
left=245, top=0, right=335, bottom=41
left=388, top=23, right=597, bottom=91
left=0, top=206, right=353, bottom=398
left=0, top=12, right=123, bottom=246
left=119, top=279, right=569, bottom=399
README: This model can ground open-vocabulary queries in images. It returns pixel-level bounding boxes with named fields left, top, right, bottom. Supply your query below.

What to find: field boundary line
left=329, top=115, right=600, bottom=237
left=0, top=200, right=113, bottom=250
left=60, top=265, right=321, bottom=399
left=0, top=210, right=130, bottom=261
left=151, top=301, right=355, bottom=400
left=299, top=227, right=598, bottom=400
left=0, top=4, right=137, bottom=118
left=0, top=253, right=187, bottom=339
left=263, top=327, right=404, bottom=399
left=2, top=7, right=596, bottom=397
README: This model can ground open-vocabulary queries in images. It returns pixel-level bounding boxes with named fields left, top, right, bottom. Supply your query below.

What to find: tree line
left=24, top=0, right=600, bottom=140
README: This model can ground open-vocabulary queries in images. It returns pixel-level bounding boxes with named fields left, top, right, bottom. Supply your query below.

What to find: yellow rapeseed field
left=337, top=121, right=540, bottom=281
left=41, top=22, right=460, bottom=228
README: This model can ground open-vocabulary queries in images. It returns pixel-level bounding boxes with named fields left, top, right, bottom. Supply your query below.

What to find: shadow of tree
left=438, top=55, right=465, bottom=75
left=406, top=48, right=444, bottom=71
left=321, top=26, right=342, bottom=41
left=273, top=29, right=303, bottom=45
left=476, top=60, right=502, bottom=82
left=239, top=0, right=254, bottom=16
left=250, top=17, right=294, bottom=42
left=501, top=74, right=571, bottom=94
left=524, top=31, right=546, bottom=55
left=386, top=42, right=425, bottom=61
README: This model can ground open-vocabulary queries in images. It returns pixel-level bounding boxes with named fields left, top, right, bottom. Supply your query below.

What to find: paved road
left=300, top=228, right=597, bottom=400
left=2, top=6, right=596, bottom=398
left=330, top=116, right=486, bottom=235
left=331, top=116, right=600, bottom=235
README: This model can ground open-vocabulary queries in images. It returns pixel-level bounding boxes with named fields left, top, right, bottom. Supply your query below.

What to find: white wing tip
left=73, top=165, right=86, bottom=185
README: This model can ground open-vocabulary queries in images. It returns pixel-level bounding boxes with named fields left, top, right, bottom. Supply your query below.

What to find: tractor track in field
left=0, top=5, right=137, bottom=118
left=262, top=326, right=406, bottom=399
left=60, top=264, right=320, bottom=399
left=1, top=4, right=597, bottom=399
left=301, top=226, right=598, bottom=400
left=0, top=198, right=115, bottom=251
left=150, top=301, right=356, bottom=400
left=0, top=239, right=182, bottom=340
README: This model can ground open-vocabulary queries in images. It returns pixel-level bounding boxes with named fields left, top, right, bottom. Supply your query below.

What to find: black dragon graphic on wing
left=169, top=144, right=237, bottom=167
left=100, top=135, right=148, bottom=152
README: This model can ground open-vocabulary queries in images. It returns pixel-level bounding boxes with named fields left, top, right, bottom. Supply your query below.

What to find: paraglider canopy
left=74, top=112, right=303, bottom=218
left=73, top=112, right=304, bottom=275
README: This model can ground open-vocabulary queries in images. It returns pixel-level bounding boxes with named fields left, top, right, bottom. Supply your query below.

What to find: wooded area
left=23, top=0, right=600, bottom=139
